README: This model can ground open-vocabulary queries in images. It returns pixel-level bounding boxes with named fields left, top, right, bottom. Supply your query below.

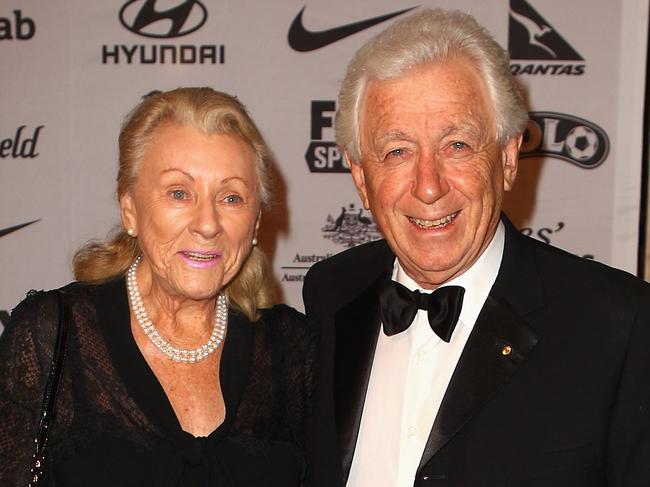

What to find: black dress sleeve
left=226, top=304, right=317, bottom=485
left=233, top=305, right=317, bottom=446
left=0, top=291, right=59, bottom=487
left=283, top=305, right=318, bottom=450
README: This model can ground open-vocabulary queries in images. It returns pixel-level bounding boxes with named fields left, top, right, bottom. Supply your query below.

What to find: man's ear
left=347, top=152, right=370, bottom=210
left=120, top=191, right=137, bottom=234
left=502, top=135, right=522, bottom=192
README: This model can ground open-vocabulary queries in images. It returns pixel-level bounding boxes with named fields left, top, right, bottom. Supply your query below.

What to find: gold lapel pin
left=501, top=345, right=512, bottom=356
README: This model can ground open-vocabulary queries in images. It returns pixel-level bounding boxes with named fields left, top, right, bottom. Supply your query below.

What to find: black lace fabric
left=0, top=280, right=317, bottom=487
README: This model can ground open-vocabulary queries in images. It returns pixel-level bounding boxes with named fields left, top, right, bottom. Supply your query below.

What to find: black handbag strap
left=28, top=290, right=71, bottom=486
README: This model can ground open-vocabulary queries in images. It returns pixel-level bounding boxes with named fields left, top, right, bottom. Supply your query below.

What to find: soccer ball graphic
left=565, top=126, right=599, bottom=162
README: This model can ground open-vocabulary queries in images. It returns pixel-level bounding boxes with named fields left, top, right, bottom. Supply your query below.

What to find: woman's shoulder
left=8, top=282, right=81, bottom=330
left=6, top=280, right=110, bottom=344
left=10, top=281, right=98, bottom=320
left=1, top=282, right=91, bottom=375
left=12, top=280, right=97, bottom=308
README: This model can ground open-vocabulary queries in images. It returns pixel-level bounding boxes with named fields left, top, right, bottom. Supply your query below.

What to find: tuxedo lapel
left=418, top=217, right=544, bottom=471
left=418, top=295, right=538, bottom=469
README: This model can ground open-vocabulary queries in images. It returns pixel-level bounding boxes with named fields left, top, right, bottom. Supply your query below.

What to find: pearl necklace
left=126, top=256, right=227, bottom=363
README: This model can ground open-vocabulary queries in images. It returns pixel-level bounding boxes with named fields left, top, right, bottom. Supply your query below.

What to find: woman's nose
left=191, top=199, right=221, bottom=239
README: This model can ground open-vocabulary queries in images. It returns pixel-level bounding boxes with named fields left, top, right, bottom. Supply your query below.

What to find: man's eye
left=170, top=190, right=187, bottom=200
left=386, top=148, right=405, bottom=158
left=450, top=141, right=469, bottom=151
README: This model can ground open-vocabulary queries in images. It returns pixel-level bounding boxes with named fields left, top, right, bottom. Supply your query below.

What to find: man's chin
left=396, top=255, right=467, bottom=289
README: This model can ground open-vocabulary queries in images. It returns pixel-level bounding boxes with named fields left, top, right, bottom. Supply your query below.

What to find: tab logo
left=521, top=112, right=609, bottom=168
left=0, top=10, right=36, bottom=40
left=509, top=0, right=585, bottom=75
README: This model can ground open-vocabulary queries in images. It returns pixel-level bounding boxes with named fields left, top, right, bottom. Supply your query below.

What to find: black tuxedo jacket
left=303, top=218, right=650, bottom=486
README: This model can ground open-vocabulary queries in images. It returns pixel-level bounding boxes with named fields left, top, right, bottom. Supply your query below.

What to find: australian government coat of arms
left=321, top=203, right=383, bottom=248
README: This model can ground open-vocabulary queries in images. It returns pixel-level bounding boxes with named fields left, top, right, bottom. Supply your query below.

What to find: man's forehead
left=363, top=101, right=491, bottom=139
left=360, top=62, right=494, bottom=137
left=368, top=117, right=486, bottom=140
left=364, top=73, right=488, bottom=108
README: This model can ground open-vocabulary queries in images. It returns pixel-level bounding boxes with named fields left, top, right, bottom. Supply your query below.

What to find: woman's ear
left=120, top=191, right=137, bottom=235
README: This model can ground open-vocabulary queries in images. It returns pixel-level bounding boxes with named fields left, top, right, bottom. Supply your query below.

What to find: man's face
left=350, top=59, right=520, bottom=288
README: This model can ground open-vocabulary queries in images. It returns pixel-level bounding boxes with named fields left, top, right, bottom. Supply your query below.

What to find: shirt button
left=408, top=425, right=416, bottom=437
left=416, top=350, right=426, bottom=362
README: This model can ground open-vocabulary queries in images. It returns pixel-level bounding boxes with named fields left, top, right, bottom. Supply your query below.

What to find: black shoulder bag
left=27, top=291, right=70, bottom=486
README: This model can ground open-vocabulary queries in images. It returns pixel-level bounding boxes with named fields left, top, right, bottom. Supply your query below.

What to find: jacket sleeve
left=606, top=282, right=650, bottom=485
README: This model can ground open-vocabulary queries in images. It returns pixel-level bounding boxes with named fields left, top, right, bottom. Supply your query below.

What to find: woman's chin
left=161, top=266, right=226, bottom=302
left=182, top=286, right=223, bottom=303
left=159, top=279, right=224, bottom=303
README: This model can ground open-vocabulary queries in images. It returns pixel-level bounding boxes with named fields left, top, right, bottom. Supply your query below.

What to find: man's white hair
left=336, top=8, right=529, bottom=162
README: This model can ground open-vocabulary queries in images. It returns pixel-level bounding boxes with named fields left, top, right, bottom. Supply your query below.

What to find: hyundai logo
left=119, top=0, right=208, bottom=39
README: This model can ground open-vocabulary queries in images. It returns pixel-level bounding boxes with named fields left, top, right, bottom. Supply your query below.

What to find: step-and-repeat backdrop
left=1, top=0, right=648, bottom=332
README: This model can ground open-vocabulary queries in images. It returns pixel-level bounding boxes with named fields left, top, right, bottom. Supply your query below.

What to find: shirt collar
left=393, top=221, right=505, bottom=329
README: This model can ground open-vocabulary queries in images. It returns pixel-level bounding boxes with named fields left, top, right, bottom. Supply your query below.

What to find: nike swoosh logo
left=288, top=6, right=417, bottom=52
left=0, top=219, right=40, bottom=238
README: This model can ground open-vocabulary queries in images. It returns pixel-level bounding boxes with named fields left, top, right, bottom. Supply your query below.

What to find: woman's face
left=120, top=122, right=262, bottom=303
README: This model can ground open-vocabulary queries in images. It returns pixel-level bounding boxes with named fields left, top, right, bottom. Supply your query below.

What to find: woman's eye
left=170, top=190, right=187, bottom=200
left=224, top=194, right=242, bottom=204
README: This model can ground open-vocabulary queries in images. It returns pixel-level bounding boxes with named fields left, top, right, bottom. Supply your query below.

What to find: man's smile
left=407, top=211, right=460, bottom=229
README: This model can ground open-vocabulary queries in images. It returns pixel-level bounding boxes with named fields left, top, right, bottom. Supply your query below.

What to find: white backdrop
left=1, top=0, right=648, bottom=332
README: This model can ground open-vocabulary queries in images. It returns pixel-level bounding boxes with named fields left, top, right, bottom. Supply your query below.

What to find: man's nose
left=191, top=198, right=221, bottom=239
left=412, top=153, right=448, bottom=204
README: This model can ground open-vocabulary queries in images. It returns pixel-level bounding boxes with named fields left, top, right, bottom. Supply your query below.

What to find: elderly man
left=304, top=8, right=650, bottom=487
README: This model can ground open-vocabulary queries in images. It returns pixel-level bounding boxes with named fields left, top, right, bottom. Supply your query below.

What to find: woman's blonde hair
left=73, top=87, right=275, bottom=320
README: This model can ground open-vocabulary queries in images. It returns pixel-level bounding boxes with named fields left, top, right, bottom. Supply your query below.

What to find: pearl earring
left=252, top=237, right=258, bottom=246
left=127, top=228, right=135, bottom=237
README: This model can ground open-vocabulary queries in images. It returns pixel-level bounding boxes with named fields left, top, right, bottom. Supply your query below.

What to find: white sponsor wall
left=1, top=0, right=647, bottom=331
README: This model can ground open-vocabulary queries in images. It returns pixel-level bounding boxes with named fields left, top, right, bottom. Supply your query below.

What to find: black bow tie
left=379, top=279, right=465, bottom=342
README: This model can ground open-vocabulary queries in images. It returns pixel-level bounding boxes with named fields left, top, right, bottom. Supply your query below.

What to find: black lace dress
left=0, top=279, right=316, bottom=487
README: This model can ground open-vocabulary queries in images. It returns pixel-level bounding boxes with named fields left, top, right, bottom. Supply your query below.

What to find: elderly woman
left=0, top=88, right=316, bottom=486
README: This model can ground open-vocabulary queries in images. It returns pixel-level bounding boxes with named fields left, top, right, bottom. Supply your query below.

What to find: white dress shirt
left=347, top=222, right=505, bottom=487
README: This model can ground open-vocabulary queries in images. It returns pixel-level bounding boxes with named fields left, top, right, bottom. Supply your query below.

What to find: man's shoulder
left=305, top=239, right=391, bottom=282
left=519, top=231, right=649, bottom=296
left=303, top=239, right=392, bottom=311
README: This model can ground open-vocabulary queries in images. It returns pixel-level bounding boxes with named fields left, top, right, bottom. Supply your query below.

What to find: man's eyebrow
left=376, top=130, right=413, bottom=143
left=439, top=121, right=483, bottom=139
